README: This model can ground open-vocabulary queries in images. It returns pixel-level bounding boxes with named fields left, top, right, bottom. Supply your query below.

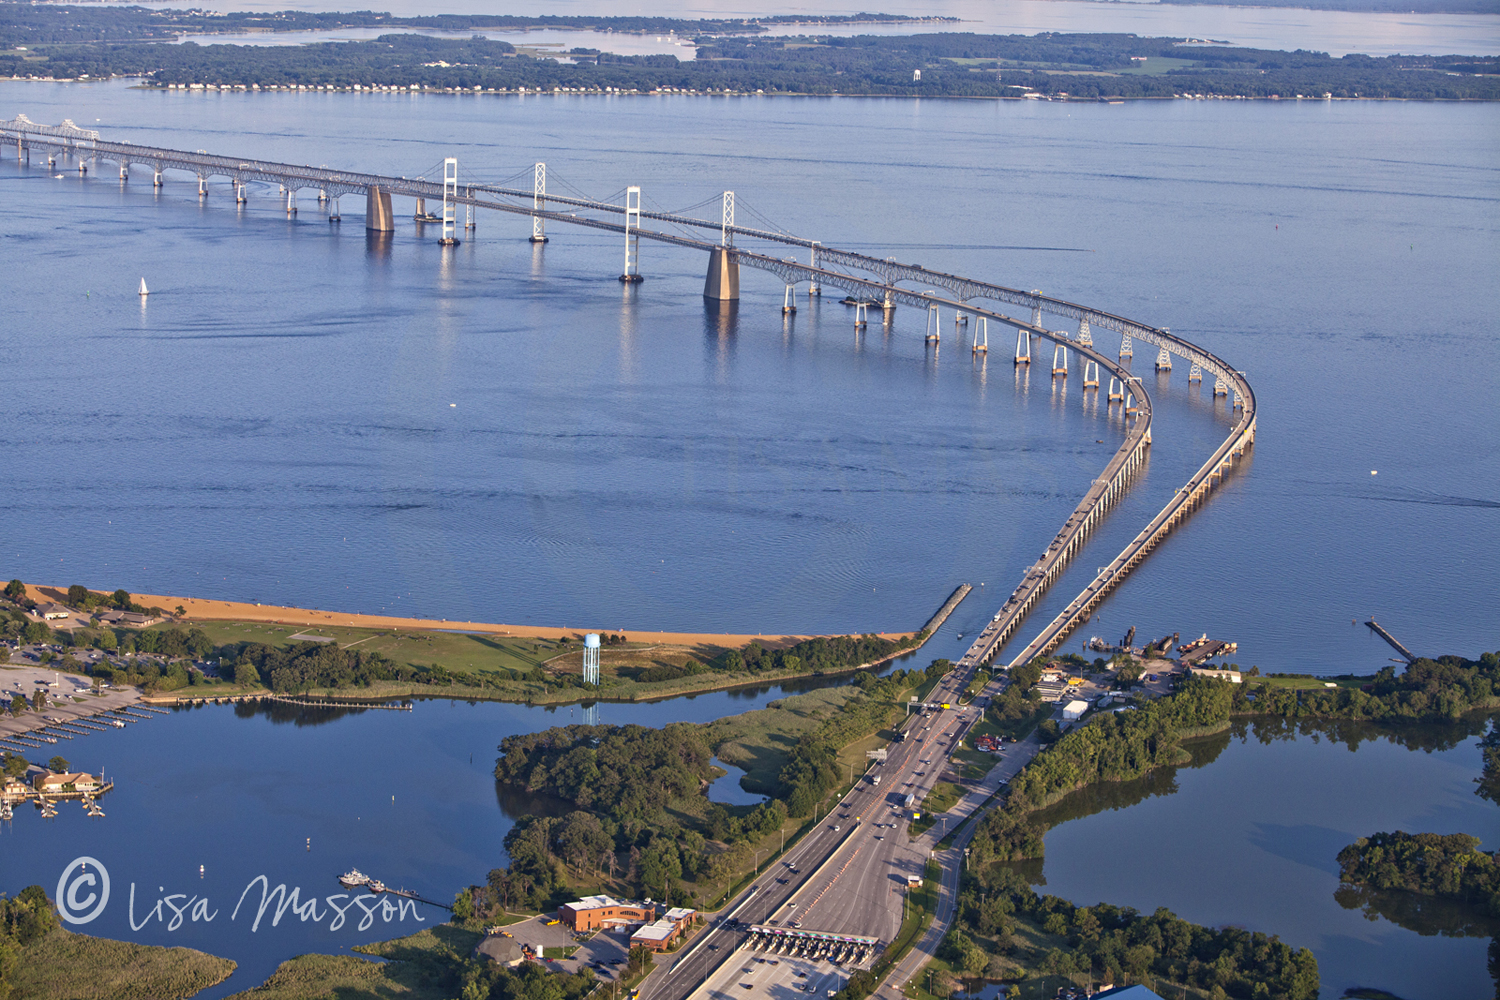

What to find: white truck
left=869, top=774, right=881, bottom=786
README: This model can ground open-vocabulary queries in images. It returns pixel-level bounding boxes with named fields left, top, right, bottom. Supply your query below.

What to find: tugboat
left=366, top=879, right=387, bottom=894
left=339, top=868, right=371, bottom=889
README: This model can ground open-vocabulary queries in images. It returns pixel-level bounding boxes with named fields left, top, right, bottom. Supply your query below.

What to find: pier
left=919, top=585, right=972, bottom=637
left=1366, top=620, right=1417, bottom=664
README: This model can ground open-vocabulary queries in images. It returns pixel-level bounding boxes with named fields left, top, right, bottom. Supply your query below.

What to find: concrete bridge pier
left=973, top=317, right=988, bottom=354
left=1083, top=360, right=1099, bottom=388
left=317, top=189, right=327, bottom=204
left=1052, top=343, right=1068, bottom=377
left=882, top=288, right=896, bottom=323
left=703, top=246, right=739, bottom=301
left=197, top=173, right=207, bottom=198
left=924, top=304, right=940, bottom=344
left=118, top=162, right=128, bottom=181
left=1119, top=334, right=1133, bottom=359
left=1154, top=347, right=1172, bottom=373
left=854, top=302, right=869, bottom=330
left=365, top=185, right=394, bottom=232
left=1015, top=329, right=1031, bottom=365
left=328, top=195, right=341, bottom=223
left=154, top=168, right=163, bottom=188
left=781, top=284, right=797, bottom=315
left=285, top=187, right=297, bottom=215
left=235, top=182, right=247, bottom=204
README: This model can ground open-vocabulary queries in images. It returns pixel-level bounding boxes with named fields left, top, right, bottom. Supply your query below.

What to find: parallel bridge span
left=2, top=117, right=1254, bottom=672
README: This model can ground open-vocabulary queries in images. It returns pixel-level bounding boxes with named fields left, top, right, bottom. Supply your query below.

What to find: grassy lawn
left=909, top=782, right=963, bottom=836
left=1115, top=55, right=1197, bottom=75
left=1258, top=673, right=1372, bottom=690
left=177, top=619, right=565, bottom=679
left=12, top=928, right=236, bottom=999
left=703, top=687, right=868, bottom=793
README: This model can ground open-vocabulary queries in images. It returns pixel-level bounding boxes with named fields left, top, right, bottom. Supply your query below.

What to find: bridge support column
left=329, top=195, right=341, bottom=223
left=154, top=169, right=163, bottom=188
left=1119, top=333, right=1133, bottom=359
left=318, top=189, right=327, bottom=204
left=1083, top=359, right=1099, bottom=388
left=464, top=201, right=475, bottom=231
left=782, top=284, right=797, bottom=315
left=1052, top=342, right=1068, bottom=377
left=365, top=185, right=395, bottom=232
left=1188, top=363, right=1202, bottom=383
left=285, top=187, right=297, bottom=215
left=1213, top=378, right=1228, bottom=397
left=236, top=182, right=247, bottom=204
left=808, top=241, right=821, bottom=297
left=703, top=245, right=739, bottom=301
left=413, top=197, right=426, bottom=220
left=924, top=304, right=940, bottom=344
left=1108, top=376, right=1124, bottom=402
left=198, top=174, right=207, bottom=197
left=973, top=317, right=988, bottom=354
left=854, top=302, right=868, bottom=330
left=1077, top=318, right=1092, bottom=347
left=1155, top=347, right=1172, bottom=372
left=1014, top=329, right=1030, bottom=365
left=119, top=162, right=128, bottom=181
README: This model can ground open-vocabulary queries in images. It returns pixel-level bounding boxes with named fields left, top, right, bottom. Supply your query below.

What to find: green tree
left=4, top=580, right=25, bottom=601
left=67, top=584, right=90, bottom=607
left=111, top=588, right=131, bottom=609
left=2, top=753, right=28, bottom=778
left=47, top=756, right=69, bottom=773
left=234, top=660, right=261, bottom=688
left=22, top=622, right=50, bottom=644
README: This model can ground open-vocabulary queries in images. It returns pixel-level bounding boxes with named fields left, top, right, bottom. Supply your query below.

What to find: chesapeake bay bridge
left=2, top=114, right=1256, bottom=673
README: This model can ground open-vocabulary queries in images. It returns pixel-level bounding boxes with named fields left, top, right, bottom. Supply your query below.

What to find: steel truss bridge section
left=0, top=116, right=1255, bottom=676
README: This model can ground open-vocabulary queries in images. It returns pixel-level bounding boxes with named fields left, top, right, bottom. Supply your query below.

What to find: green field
left=1257, top=673, right=1372, bottom=691
left=703, top=687, right=868, bottom=793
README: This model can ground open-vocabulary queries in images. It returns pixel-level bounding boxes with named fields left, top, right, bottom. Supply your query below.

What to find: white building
left=1062, top=699, right=1089, bottom=721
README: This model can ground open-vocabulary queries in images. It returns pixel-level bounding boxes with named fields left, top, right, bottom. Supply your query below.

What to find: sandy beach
left=25, top=584, right=910, bottom=650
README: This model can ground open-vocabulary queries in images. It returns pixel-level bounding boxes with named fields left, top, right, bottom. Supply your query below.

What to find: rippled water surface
left=0, top=80, right=1496, bottom=998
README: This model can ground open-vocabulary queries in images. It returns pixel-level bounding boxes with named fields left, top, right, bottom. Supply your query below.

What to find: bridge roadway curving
left=5, top=117, right=1257, bottom=1000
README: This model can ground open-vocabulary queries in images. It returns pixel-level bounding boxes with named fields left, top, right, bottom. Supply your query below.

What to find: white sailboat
left=138, top=278, right=149, bottom=296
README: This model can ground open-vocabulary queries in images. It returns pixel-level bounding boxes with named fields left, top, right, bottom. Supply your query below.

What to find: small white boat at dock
left=339, top=868, right=370, bottom=889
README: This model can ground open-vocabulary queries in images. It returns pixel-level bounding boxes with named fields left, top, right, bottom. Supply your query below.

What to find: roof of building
left=631, top=920, right=677, bottom=942
left=1063, top=699, right=1090, bottom=711
left=663, top=907, right=696, bottom=923
left=1091, top=986, right=1165, bottom=1000
left=36, top=772, right=95, bottom=786
left=474, top=935, right=526, bottom=965
left=37, top=604, right=71, bottom=616
left=564, top=895, right=641, bottom=911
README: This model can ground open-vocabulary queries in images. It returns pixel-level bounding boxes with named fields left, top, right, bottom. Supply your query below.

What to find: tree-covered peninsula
left=1, top=7, right=1495, bottom=101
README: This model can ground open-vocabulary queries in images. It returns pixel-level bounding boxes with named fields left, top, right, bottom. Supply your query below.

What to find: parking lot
left=498, top=916, right=637, bottom=978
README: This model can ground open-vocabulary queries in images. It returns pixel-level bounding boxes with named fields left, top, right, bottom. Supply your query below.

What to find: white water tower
left=583, top=633, right=601, bottom=686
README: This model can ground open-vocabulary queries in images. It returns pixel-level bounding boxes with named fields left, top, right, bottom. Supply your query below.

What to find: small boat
left=366, top=879, right=387, bottom=894
left=339, top=868, right=370, bottom=889
left=139, top=278, right=149, bottom=296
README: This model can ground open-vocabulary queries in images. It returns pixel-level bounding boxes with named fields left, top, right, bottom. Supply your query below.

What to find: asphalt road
left=645, top=665, right=1012, bottom=1000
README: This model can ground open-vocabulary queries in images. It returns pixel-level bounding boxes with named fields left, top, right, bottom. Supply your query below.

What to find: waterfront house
left=38, top=604, right=71, bottom=621
left=1189, top=667, right=1243, bottom=684
left=96, top=610, right=125, bottom=624
left=33, top=771, right=101, bottom=794
left=120, top=612, right=157, bottom=627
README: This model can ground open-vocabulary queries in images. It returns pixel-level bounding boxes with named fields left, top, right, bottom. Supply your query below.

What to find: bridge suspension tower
left=530, top=162, right=548, bottom=243
left=619, top=185, right=643, bottom=284
left=439, top=157, right=460, bottom=246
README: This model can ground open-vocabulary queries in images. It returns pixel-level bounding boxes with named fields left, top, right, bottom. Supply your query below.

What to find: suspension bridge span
left=2, top=114, right=1255, bottom=675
